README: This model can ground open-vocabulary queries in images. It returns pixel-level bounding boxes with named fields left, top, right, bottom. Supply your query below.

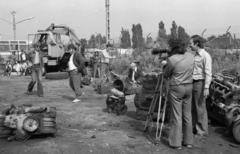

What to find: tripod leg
left=155, top=74, right=164, bottom=140
left=144, top=74, right=162, bottom=132
left=156, top=90, right=168, bottom=141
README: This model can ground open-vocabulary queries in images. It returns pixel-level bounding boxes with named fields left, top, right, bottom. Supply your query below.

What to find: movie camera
left=151, top=48, right=170, bottom=60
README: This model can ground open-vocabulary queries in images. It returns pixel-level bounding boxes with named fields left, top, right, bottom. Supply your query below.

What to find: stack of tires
left=45, top=72, right=69, bottom=80
left=0, top=116, right=12, bottom=138
left=40, top=107, right=57, bottom=134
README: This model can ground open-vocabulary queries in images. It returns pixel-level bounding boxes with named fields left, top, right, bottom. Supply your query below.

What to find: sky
left=0, top=0, right=240, bottom=41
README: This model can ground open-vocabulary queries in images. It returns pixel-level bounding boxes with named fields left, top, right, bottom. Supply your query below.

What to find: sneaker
left=171, top=146, right=181, bottom=150
left=186, top=145, right=192, bottom=148
left=27, top=91, right=34, bottom=95
left=72, top=98, right=81, bottom=103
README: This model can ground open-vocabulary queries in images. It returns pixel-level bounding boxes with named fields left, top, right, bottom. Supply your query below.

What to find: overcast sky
left=0, top=0, right=240, bottom=41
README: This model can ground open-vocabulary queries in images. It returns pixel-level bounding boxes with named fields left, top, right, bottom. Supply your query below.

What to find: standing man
left=68, top=44, right=86, bottom=103
left=164, top=38, right=195, bottom=149
left=98, top=48, right=116, bottom=84
left=20, top=50, right=27, bottom=63
left=189, top=35, right=212, bottom=139
left=93, top=51, right=101, bottom=78
left=26, top=42, right=44, bottom=97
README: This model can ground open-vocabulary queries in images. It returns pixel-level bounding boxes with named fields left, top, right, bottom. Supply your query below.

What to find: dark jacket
left=27, top=49, right=44, bottom=68
left=126, top=67, right=143, bottom=83
left=73, top=51, right=87, bottom=76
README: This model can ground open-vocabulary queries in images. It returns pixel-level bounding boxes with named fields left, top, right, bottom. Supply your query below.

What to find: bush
left=110, top=48, right=240, bottom=76
left=0, top=55, right=4, bottom=64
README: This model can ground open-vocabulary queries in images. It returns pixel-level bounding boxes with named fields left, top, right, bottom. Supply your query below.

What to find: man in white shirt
left=68, top=44, right=85, bottom=103
left=189, top=35, right=212, bottom=139
left=98, top=48, right=116, bottom=83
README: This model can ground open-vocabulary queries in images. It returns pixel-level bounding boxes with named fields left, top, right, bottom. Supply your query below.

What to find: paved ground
left=0, top=70, right=240, bottom=154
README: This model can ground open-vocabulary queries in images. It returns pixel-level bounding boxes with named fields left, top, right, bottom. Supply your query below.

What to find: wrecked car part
left=0, top=104, right=57, bottom=141
left=206, top=70, right=240, bottom=143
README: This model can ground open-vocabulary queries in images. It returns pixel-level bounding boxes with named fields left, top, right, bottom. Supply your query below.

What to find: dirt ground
left=0, top=69, right=240, bottom=154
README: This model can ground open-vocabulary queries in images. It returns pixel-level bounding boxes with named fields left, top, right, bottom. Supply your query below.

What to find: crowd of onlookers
left=2, top=50, right=31, bottom=76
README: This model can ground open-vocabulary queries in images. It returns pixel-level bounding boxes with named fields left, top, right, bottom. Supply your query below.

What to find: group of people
left=2, top=50, right=30, bottom=76
left=164, top=35, right=212, bottom=149
left=4, top=35, right=212, bottom=149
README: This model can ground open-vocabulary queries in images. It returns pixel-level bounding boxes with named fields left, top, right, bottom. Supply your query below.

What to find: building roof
left=205, top=36, right=240, bottom=49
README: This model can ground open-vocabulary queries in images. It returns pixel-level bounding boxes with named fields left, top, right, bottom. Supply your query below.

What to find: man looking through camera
left=164, top=38, right=194, bottom=149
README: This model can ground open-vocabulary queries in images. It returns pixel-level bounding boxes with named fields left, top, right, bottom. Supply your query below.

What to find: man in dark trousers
left=68, top=44, right=86, bottom=103
left=164, top=38, right=195, bottom=149
left=26, top=42, right=44, bottom=97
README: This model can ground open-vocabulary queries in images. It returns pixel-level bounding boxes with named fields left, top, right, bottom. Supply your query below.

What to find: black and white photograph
left=0, top=0, right=240, bottom=153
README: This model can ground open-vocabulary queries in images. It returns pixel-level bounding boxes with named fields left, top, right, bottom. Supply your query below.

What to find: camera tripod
left=143, top=62, right=168, bottom=144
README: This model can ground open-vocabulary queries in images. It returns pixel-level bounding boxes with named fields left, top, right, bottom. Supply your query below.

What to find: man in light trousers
left=164, top=39, right=194, bottom=149
left=189, top=35, right=212, bottom=139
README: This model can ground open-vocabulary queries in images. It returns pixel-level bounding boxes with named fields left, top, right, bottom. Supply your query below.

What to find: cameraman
left=164, top=39, right=194, bottom=149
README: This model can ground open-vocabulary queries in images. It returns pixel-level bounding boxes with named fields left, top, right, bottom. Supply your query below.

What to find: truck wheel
left=45, top=72, right=69, bottom=80
left=233, top=120, right=240, bottom=143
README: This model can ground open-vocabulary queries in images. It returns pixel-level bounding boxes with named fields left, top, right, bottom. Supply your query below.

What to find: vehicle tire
left=233, top=120, right=240, bottom=143
left=45, top=72, right=69, bottom=80
left=0, top=126, right=11, bottom=136
left=43, top=117, right=55, bottom=122
left=42, top=121, right=56, bottom=127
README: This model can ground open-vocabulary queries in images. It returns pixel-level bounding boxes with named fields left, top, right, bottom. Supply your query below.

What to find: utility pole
left=0, top=12, right=34, bottom=40
left=11, top=11, right=16, bottom=40
left=105, top=0, right=110, bottom=46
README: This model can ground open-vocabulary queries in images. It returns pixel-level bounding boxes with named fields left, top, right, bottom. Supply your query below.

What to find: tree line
left=84, top=20, right=215, bottom=49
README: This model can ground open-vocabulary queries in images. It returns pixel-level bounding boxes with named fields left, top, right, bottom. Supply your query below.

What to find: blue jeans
left=69, top=70, right=83, bottom=98
left=27, top=64, right=43, bottom=95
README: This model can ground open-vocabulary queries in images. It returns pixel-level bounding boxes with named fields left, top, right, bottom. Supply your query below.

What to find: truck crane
left=28, top=23, right=85, bottom=79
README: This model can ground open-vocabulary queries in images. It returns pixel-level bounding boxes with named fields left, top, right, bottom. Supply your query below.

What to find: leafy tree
left=126, top=30, right=131, bottom=48
left=157, top=21, right=168, bottom=48
left=102, top=36, right=106, bottom=44
left=146, top=36, right=153, bottom=48
left=132, top=23, right=144, bottom=49
left=80, top=38, right=87, bottom=46
left=88, top=35, right=96, bottom=48
left=121, top=28, right=131, bottom=49
left=170, top=21, right=178, bottom=39
left=95, top=34, right=102, bottom=48
left=0, top=55, right=4, bottom=64
left=207, top=35, right=216, bottom=42
left=177, top=26, right=190, bottom=44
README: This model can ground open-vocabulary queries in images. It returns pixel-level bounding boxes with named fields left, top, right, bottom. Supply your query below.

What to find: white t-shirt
left=68, top=54, right=77, bottom=71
